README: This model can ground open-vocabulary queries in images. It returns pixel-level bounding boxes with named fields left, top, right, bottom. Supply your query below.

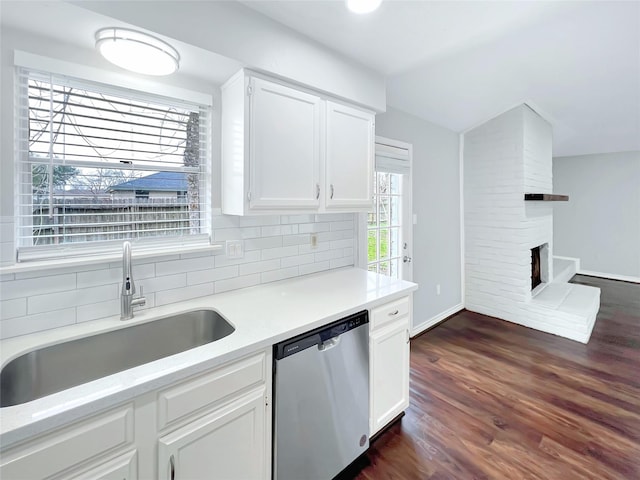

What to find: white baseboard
left=578, top=269, right=640, bottom=284
left=411, top=303, right=464, bottom=337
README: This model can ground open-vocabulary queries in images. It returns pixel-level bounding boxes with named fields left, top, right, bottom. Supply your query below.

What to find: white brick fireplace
left=463, top=105, right=600, bottom=343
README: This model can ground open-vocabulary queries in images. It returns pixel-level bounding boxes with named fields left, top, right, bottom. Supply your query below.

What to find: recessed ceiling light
left=346, top=0, right=382, bottom=14
left=95, top=28, right=180, bottom=76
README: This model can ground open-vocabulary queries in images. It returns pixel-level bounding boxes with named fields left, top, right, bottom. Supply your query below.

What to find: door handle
left=169, top=454, right=175, bottom=480
left=403, top=255, right=412, bottom=263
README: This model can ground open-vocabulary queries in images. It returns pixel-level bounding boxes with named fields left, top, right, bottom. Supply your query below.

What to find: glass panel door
left=368, top=172, right=404, bottom=278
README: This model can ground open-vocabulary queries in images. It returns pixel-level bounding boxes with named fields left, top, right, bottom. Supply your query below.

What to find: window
left=367, top=140, right=411, bottom=280
left=15, top=68, right=211, bottom=261
left=367, top=172, right=403, bottom=278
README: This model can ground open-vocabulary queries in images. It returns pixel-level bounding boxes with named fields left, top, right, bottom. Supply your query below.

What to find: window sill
left=0, top=243, right=224, bottom=275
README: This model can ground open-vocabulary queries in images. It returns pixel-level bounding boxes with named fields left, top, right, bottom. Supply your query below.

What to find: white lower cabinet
left=0, top=350, right=271, bottom=480
left=369, top=296, right=411, bottom=436
left=0, top=405, right=135, bottom=480
left=158, top=387, right=267, bottom=480
left=67, top=450, right=138, bottom=480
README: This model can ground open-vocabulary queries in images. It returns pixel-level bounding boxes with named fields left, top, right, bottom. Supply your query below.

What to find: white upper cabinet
left=222, top=70, right=374, bottom=215
left=325, top=101, right=374, bottom=210
left=249, top=78, right=321, bottom=210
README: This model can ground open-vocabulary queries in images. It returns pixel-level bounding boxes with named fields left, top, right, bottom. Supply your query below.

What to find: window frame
left=14, top=61, right=214, bottom=263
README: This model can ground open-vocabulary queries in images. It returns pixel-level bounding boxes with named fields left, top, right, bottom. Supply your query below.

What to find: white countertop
left=0, top=268, right=417, bottom=449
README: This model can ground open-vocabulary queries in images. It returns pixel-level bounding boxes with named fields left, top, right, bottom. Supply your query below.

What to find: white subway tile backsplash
left=0, top=213, right=357, bottom=339
left=156, top=256, right=215, bottom=276
left=330, top=238, right=355, bottom=250
left=330, top=220, right=354, bottom=231
left=281, top=214, right=314, bottom=224
left=244, top=236, right=283, bottom=251
left=314, top=213, right=350, bottom=222
left=187, top=265, right=238, bottom=286
left=0, top=273, right=77, bottom=301
left=14, top=262, right=102, bottom=281
left=156, top=282, right=214, bottom=307
left=282, top=234, right=310, bottom=247
left=214, top=227, right=261, bottom=241
left=28, top=284, right=118, bottom=315
left=0, top=308, right=76, bottom=339
left=315, top=249, right=345, bottom=262
left=0, top=242, right=14, bottom=266
left=215, top=274, right=260, bottom=294
left=77, top=299, right=119, bottom=323
left=261, top=245, right=299, bottom=260
left=239, top=215, right=280, bottom=227
left=261, top=225, right=297, bottom=237
left=140, top=274, right=187, bottom=294
left=1, top=298, right=27, bottom=320
left=261, top=266, right=299, bottom=283
left=214, top=250, right=261, bottom=267
left=299, top=261, right=331, bottom=276
left=76, top=264, right=155, bottom=289
left=299, top=223, right=331, bottom=234
left=239, top=259, right=281, bottom=276
left=281, top=253, right=315, bottom=268
left=330, top=256, right=354, bottom=269
left=299, top=242, right=330, bottom=254
left=211, top=215, right=241, bottom=229
left=316, top=231, right=345, bottom=243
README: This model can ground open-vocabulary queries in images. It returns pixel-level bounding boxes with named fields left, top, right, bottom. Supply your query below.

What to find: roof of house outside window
left=108, top=172, right=188, bottom=192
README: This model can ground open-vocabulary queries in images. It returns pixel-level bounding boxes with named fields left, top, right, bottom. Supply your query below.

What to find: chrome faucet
left=121, top=241, right=146, bottom=320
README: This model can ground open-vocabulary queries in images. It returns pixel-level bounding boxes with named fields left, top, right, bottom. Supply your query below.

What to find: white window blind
left=375, top=142, right=410, bottom=175
left=15, top=67, right=211, bottom=262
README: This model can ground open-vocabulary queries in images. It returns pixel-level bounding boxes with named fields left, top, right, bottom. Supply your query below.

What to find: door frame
left=357, top=135, right=413, bottom=282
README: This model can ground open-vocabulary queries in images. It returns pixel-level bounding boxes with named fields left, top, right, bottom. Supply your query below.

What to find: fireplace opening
left=531, top=247, right=542, bottom=290
left=531, top=243, right=549, bottom=292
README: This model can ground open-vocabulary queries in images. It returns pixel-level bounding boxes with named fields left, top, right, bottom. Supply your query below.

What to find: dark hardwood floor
left=357, top=275, right=640, bottom=479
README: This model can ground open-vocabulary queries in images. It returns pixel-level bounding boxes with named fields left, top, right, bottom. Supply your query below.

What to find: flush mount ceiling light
left=95, top=27, right=180, bottom=76
left=346, top=0, right=382, bottom=14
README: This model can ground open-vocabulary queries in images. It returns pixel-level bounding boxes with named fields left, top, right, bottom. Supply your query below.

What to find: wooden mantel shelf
left=524, top=193, right=569, bottom=201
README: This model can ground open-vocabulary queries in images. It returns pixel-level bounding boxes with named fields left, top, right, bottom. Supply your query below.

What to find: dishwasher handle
left=318, top=335, right=341, bottom=351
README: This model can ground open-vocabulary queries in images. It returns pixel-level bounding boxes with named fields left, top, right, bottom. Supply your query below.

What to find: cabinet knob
left=316, top=183, right=320, bottom=200
left=330, top=184, right=334, bottom=199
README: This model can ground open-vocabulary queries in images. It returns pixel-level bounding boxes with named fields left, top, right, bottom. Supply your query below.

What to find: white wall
left=553, top=151, right=640, bottom=280
left=0, top=28, right=357, bottom=339
left=375, top=107, right=462, bottom=331
left=71, top=0, right=386, bottom=112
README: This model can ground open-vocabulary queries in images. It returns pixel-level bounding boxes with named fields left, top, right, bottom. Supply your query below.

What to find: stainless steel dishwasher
left=273, top=310, right=369, bottom=480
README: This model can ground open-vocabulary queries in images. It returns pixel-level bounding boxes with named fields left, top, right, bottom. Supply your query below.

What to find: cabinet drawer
left=158, top=351, right=267, bottom=430
left=370, top=296, right=410, bottom=330
left=0, top=405, right=133, bottom=480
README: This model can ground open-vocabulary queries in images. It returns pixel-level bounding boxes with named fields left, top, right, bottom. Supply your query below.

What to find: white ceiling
left=2, top=1, right=638, bottom=157
left=244, top=0, right=640, bottom=157
left=0, top=1, right=242, bottom=87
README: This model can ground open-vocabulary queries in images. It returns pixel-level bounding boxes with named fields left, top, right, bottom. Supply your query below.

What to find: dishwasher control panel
left=274, top=310, right=368, bottom=360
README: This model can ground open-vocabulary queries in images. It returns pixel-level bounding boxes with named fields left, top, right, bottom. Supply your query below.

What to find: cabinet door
left=249, top=77, right=321, bottom=210
left=370, top=318, right=410, bottom=436
left=65, top=451, right=137, bottom=480
left=325, top=101, right=374, bottom=210
left=158, top=387, right=268, bottom=480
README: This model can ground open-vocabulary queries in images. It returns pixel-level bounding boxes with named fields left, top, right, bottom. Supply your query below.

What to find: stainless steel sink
left=0, top=309, right=235, bottom=407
